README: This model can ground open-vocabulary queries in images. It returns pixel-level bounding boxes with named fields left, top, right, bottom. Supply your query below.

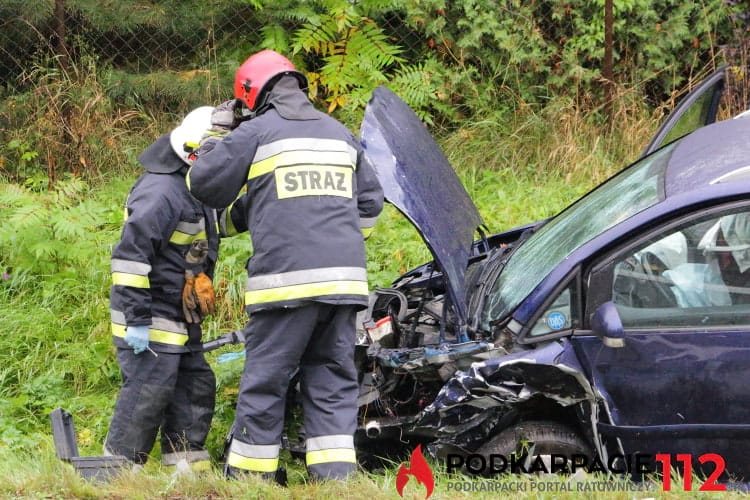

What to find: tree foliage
left=3, top=0, right=743, bottom=126
left=0, top=0, right=747, bottom=181
left=401, top=0, right=740, bottom=112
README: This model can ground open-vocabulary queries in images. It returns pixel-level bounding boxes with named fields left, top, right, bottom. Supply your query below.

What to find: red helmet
left=234, top=50, right=308, bottom=111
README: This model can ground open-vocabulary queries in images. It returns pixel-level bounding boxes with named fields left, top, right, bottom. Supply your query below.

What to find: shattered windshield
left=480, top=142, right=676, bottom=330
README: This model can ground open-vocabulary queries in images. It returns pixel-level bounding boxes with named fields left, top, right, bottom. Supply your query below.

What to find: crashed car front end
left=354, top=299, right=604, bottom=462
left=414, top=339, right=600, bottom=457
left=352, top=86, right=605, bottom=462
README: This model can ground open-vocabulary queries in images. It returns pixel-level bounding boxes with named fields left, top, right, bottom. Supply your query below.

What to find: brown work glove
left=182, top=269, right=216, bottom=323
left=193, top=272, right=216, bottom=316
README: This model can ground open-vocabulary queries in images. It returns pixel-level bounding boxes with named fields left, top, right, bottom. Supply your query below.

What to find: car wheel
left=474, top=420, right=591, bottom=474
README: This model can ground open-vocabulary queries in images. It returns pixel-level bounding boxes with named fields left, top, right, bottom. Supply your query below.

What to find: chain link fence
left=0, top=1, right=425, bottom=92
left=3, top=1, right=750, bottom=126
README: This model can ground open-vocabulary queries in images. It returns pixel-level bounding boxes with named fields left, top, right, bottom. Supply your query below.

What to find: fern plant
left=0, top=178, right=117, bottom=277
left=287, top=0, right=399, bottom=112
left=256, top=0, right=434, bottom=120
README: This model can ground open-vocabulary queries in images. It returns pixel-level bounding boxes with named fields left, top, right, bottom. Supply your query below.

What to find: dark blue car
left=353, top=65, right=750, bottom=483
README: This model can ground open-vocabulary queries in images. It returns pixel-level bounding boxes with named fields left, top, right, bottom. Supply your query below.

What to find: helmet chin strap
left=238, top=97, right=272, bottom=122
left=238, top=105, right=256, bottom=122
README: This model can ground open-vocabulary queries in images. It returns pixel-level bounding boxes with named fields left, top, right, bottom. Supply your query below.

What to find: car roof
left=665, top=116, right=750, bottom=198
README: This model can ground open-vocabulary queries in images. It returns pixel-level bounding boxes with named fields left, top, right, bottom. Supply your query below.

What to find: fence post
left=603, top=0, right=613, bottom=130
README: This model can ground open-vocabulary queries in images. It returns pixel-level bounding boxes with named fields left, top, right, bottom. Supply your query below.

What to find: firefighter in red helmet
left=234, top=49, right=308, bottom=112
left=187, top=50, right=384, bottom=481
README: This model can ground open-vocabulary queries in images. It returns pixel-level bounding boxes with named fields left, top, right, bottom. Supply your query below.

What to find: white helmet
left=169, top=106, right=214, bottom=165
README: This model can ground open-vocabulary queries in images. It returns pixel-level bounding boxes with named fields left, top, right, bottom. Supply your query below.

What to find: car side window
left=529, top=286, right=574, bottom=337
left=609, top=208, right=750, bottom=328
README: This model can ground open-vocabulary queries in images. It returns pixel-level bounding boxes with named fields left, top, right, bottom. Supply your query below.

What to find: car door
left=572, top=202, right=750, bottom=481
left=642, top=64, right=727, bottom=157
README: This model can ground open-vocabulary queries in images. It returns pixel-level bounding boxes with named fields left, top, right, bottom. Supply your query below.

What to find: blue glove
left=125, top=325, right=150, bottom=355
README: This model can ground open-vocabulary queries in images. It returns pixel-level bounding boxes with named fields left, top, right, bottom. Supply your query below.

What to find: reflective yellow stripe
left=186, top=170, right=193, bottom=190
left=194, top=461, right=212, bottom=472
left=112, top=272, right=149, bottom=288
left=244, top=280, right=368, bottom=305
left=150, top=328, right=188, bottom=345
left=170, top=230, right=207, bottom=245
left=249, top=153, right=281, bottom=179
left=224, top=212, right=237, bottom=236
left=111, top=324, right=188, bottom=346
left=359, top=216, right=377, bottom=240
left=162, top=460, right=211, bottom=472
left=219, top=202, right=238, bottom=236
left=226, top=452, right=278, bottom=472
left=306, top=448, right=357, bottom=466
left=189, top=460, right=211, bottom=472
left=249, top=150, right=355, bottom=180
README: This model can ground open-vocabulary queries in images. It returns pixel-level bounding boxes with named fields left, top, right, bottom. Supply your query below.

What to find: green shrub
left=0, top=55, right=155, bottom=183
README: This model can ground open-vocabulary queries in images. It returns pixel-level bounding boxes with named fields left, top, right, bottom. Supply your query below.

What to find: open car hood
left=359, top=86, right=484, bottom=330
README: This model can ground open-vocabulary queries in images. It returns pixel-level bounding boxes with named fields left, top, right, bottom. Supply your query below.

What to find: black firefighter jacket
left=110, top=134, right=247, bottom=353
left=187, top=83, right=384, bottom=314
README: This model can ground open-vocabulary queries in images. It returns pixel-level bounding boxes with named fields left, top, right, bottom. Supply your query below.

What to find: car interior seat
left=698, top=215, right=750, bottom=304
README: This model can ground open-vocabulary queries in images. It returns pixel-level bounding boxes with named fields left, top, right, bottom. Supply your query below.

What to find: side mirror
left=591, top=301, right=626, bottom=348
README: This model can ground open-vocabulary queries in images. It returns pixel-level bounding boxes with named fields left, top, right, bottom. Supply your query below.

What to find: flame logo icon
left=396, top=444, right=435, bottom=499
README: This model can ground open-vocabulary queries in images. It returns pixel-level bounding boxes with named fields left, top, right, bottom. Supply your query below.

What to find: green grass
left=2, top=89, right=716, bottom=497
left=1, top=442, right=747, bottom=499
left=0, top=165, right=656, bottom=499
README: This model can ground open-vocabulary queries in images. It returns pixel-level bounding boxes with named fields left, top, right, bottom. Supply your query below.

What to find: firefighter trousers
left=105, top=346, right=216, bottom=469
left=226, top=303, right=358, bottom=480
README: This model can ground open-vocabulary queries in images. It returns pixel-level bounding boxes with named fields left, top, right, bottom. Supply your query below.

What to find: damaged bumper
left=357, top=339, right=601, bottom=458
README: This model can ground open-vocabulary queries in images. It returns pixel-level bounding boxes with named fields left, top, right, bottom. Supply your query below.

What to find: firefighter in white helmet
left=105, top=106, right=248, bottom=472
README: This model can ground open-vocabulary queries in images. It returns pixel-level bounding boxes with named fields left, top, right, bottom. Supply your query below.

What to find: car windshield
left=480, top=142, right=676, bottom=330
